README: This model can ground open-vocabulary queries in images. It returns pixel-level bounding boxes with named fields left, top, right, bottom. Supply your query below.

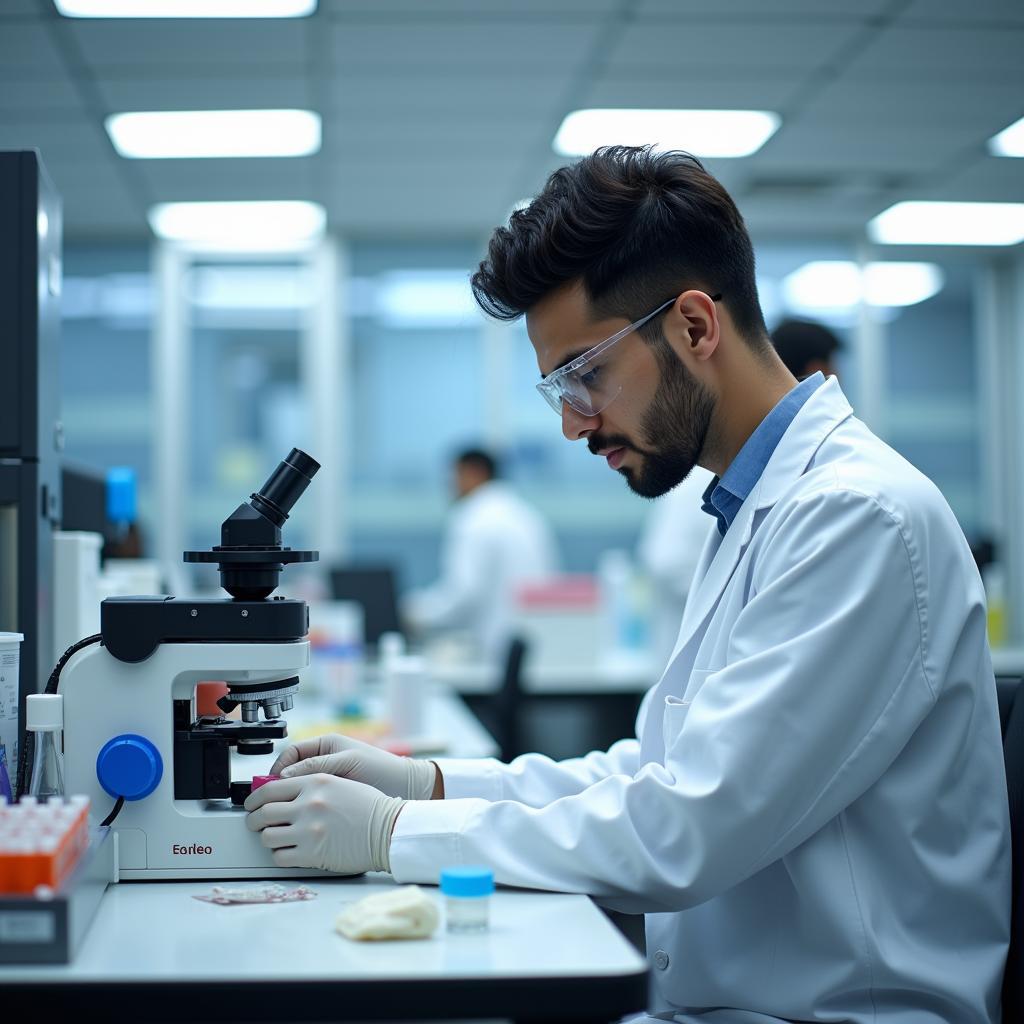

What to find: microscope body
left=61, top=608, right=315, bottom=879
left=57, top=448, right=324, bottom=880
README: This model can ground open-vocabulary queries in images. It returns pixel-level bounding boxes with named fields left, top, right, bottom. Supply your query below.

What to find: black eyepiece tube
left=251, top=448, right=321, bottom=527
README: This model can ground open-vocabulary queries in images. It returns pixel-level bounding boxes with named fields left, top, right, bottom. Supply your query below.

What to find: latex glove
left=245, top=774, right=404, bottom=875
left=271, top=733, right=437, bottom=801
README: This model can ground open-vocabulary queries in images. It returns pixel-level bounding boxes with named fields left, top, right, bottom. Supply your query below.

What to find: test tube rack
left=0, top=797, right=115, bottom=964
left=0, top=796, right=90, bottom=894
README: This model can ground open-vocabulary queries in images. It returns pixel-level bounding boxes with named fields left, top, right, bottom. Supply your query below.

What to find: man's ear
left=667, top=290, right=720, bottom=363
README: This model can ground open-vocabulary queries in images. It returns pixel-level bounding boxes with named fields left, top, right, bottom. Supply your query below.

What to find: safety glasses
left=536, top=293, right=721, bottom=417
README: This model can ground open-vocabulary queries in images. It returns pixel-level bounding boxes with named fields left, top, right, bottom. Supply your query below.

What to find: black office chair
left=494, top=636, right=528, bottom=763
left=996, top=676, right=1024, bottom=1021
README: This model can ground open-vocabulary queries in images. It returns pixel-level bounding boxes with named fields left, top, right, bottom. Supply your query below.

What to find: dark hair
left=770, top=318, right=843, bottom=377
left=455, top=448, right=498, bottom=480
left=471, top=145, right=769, bottom=346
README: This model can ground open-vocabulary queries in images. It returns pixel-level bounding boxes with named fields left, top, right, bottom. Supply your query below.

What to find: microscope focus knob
left=96, top=734, right=163, bottom=801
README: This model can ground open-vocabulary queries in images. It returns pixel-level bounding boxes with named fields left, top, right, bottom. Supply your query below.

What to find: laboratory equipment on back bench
left=57, top=448, right=322, bottom=880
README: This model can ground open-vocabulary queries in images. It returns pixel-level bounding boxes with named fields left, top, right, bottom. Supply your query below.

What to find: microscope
left=60, top=449, right=323, bottom=880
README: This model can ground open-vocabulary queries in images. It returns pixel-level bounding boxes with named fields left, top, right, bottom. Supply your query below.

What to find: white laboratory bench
left=281, top=684, right=500, bottom=761
left=0, top=874, right=649, bottom=1021
left=407, top=684, right=501, bottom=758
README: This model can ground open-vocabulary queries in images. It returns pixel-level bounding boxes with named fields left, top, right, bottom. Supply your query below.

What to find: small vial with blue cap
left=439, top=865, right=494, bottom=933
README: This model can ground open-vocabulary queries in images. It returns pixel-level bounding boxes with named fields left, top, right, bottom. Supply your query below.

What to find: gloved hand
left=270, top=734, right=437, bottom=801
left=244, top=774, right=404, bottom=874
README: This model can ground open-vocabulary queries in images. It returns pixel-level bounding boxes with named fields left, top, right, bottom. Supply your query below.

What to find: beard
left=588, top=347, right=715, bottom=499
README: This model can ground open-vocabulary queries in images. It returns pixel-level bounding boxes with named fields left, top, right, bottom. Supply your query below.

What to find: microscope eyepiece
left=183, top=448, right=320, bottom=600
left=250, top=448, right=321, bottom=527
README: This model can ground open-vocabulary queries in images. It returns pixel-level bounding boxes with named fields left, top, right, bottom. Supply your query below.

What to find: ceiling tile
left=61, top=184, right=148, bottom=239
left=66, top=18, right=307, bottom=70
left=329, top=153, right=513, bottom=191
left=637, top=0, right=892, bottom=15
left=5, top=4, right=1022, bottom=241
left=332, top=205, right=508, bottom=233
left=925, top=157, right=1024, bottom=203
left=750, top=119, right=970, bottom=175
left=0, top=70, right=87, bottom=112
left=327, top=154, right=516, bottom=232
left=844, top=26, right=1024, bottom=81
left=0, top=118, right=112, bottom=161
left=42, top=154, right=125, bottom=194
left=95, top=72, right=312, bottom=112
left=330, top=190, right=508, bottom=237
left=0, top=2, right=47, bottom=14
left=606, top=19, right=866, bottom=74
left=320, top=113, right=543, bottom=159
left=897, top=0, right=1024, bottom=26
left=742, top=196, right=874, bottom=237
left=325, top=19, right=603, bottom=70
left=0, top=21, right=67, bottom=70
left=797, top=77, right=1024, bottom=130
left=321, top=69, right=575, bottom=117
left=580, top=72, right=803, bottom=113
left=137, top=158, right=316, bottom=201
left=323, top=0, right=618, bottom=13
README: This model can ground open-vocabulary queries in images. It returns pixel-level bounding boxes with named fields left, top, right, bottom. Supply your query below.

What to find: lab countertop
left=1, top=876, right=648, bottom=1021
left=228, top=684, right=499, bottom=783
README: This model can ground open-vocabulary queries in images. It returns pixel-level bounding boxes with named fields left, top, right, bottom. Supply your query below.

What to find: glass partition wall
left=62, top=238, right=1015, bottom=639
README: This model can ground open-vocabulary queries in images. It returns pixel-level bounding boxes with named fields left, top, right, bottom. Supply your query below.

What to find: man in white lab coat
left=636, top=319, right=845, bottom=672
left=246, top=147, right=1010, bottom=1023
left=636, top=465, right=716, bottom=671
left=402, top=447, right=559, bottom=662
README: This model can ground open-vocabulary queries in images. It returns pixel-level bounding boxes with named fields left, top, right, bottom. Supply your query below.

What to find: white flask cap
left=26, top=693, right=63, bottom=732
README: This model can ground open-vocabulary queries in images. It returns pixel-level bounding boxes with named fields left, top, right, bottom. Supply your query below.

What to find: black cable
left=15, top=633, right=103, bottom=801
left=100, top=795, right=125, bottom=827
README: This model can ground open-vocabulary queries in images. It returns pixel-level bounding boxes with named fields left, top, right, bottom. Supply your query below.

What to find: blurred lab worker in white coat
left=247, top=148, right=1009, bottom=1024
left=637, top=319, right=846, bottom=670
left=402, top=448, right=558, bottom=661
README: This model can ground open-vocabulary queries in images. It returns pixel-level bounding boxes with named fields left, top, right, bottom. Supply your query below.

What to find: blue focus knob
left=96, top=734, right=163, bottom=801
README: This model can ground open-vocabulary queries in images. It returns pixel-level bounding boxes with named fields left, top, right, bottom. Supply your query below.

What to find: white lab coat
left=392, top=378, right=1010, bottom=1023
left=637, top=466, right=716, bottom=672
left=403, top=480, right=558, bottom=661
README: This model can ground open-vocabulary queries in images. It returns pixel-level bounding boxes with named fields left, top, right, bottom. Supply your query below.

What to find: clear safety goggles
left=536, top=293, right=721, bottom=417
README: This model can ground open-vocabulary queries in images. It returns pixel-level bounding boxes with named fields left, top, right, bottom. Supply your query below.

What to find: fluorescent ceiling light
left=106, top=110, right=321, bottom=159
left=55, top=0, right=315, bottom=16
left=989, top=116, right=1024, bottom=157
left=868, top=201, right=1024, bottom=246
left=782, top=261, right=944, bottom=313
left=148, top=201, right=325, bottom=250
left=553, top=109, right=780, bottom=158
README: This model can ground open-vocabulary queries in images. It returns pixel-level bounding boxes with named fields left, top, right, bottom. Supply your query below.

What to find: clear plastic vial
left=440, top=866, right=494, bottom=934
left=27, top=694, right=65, bottom=799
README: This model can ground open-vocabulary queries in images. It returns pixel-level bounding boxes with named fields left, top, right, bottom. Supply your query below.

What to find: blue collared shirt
left=701, top=373, right=825, bottom=536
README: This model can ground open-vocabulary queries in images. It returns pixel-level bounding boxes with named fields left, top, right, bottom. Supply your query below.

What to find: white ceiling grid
left=0, top=0, right=1019, bottom=243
